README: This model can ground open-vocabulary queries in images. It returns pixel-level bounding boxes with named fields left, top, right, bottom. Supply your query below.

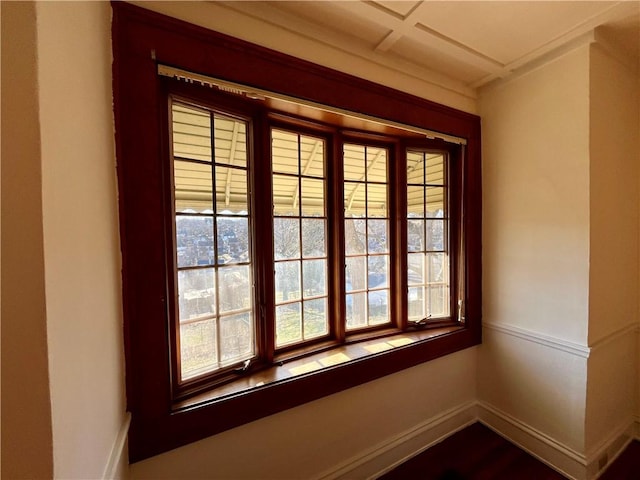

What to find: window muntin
left=172, top=101, right=254, bottom=381
left=272, top=129, right=329, bottom=348
left=406, top=151, right=450, bottom=322
left=170, top=102, right=456, bottom=382
left=343, top=144, right=391, bottom=330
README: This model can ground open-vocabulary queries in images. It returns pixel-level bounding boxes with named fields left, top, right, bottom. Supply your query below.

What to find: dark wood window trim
left=112, top=2, right=482, bottom=462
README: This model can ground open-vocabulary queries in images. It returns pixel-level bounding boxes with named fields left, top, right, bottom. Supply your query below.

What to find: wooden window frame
left=112, top=2, right=481, bottom=462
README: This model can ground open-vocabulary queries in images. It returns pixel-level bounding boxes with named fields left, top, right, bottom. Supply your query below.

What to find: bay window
left=113, top=2, right=481, bottom=462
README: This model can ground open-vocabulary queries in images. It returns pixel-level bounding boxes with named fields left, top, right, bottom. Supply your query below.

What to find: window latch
left=235, top=359, right=252, bottom=374
left=409, top=316, right=431, bottom=329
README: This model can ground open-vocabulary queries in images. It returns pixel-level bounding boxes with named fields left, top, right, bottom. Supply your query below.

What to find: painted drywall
left=130, top=347, right=477, bottom=479
left=478, top=45, right=592, bottom=454
left=588, top=43, right=639, bottom=344
left=585, top=333, right=636, bottom=455
left=36, top=2, right=128, bottom=478
left=0, top=2, right=55, bottom=478
left=479, top=329, right=588, bottom=452
left=586, top=41, right=640, bottom=451
left=128, top=1, right=477, bottom=114
left=480, top=45, right=591, bottom=345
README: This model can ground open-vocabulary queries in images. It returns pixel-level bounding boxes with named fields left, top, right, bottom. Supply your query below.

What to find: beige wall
left=585, top=42, right=640, bottom=452
left=35, top=2, right=128, bottom=478
left=588, top=44, right=639, bottom=344
left=480, top=45, right=592, bottom=343
left=130, top=348, right=477, bottom=479
left=479, top=37, right=640, bottom=473
left=478, top=45, right=592, bottom=453
left=1, top=1, right=128, bottom=478
left=1, top=2, right=55, bottom=478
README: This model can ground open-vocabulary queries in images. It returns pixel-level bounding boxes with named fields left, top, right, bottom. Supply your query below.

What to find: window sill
left=126, top=324, right=479, bottom=462
left=174, top=325, right=463, bottom=411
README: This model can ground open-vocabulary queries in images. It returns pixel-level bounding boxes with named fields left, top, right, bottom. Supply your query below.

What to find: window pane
left=426, top=219, right=445, bottom=251
left=367, top=219, right=388, bottom=254
left=275, top=261, right=301, bottom=303
left=425, top=154, right=445, bottom=185
left=178, top=269, right=216, bottom=321
left=406, top=149, right=449, bottom=322
left=172, top=103, right=211, bottom=162
left=343, top=144, right=365, bottom=181
left=174, top=160, right=213, bottom=213
left=274, top=218, right=300, bottom=260
left=345, top=256, right=366, bottom=292
left=407, top=151, right=425, bottom=185
left=180, top=318, right=217, bottom=380
left=346, top=292, right=367, bottom=329
left=273, top=174, right=299, bottom=216
left=368, top=290, right=389, bottom=325
left=407, top=219, right=425, bottom=253
left=301, top=178, right=324, bottom=217
left=302, top=259, right=326, bottom=298
left=426, top=187, right=445, bottom=217
left=176, top=216, right=214, bottom=268
left=219, top=312, right=253, bottom=364
left=300, top=135, right=324, bottom=178
left=303, top=298, right=328, bottom=339
left=345, top=219, right=366, bottom=255
left=366, top=147, right=387, bottom=182
left=216, top=217, right=249, bottom=264
left=344, top=181, right=366, bottom=217
left=215, top=166, right=247, bottom=215
left=427, top=253, right=448, bottom=283
left=408, top=287, right=425, bottom=320
left=172, top=102, right=254, bottom=382
left=407, top=253, right=425, bottom=286
left=301, top=219, right=326, bottom=258
left=272, top=130, right=300, bottom=175
left=368, top=255, right=388, bottom=289
left=214, top=114, right=247, bottom=167
left=407, top=186, right=424, bottom=218
left=427, top=285, right=449, bottom=318
left=367, top=184, right=387, bottom=217
left=218, top=265, right=252, bottom=313
left=276, top=303, right=302, bottom=346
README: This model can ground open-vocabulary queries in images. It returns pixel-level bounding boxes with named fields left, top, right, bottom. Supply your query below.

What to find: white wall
left=130, top=348, right=477, bottom=479
left=478, top=45, right=592, bottom=464
left=0, top=2, right=128, bottom=479
left=480, top=45, right=592, bottom=345
left=1, top=2, right=54, bottom=477
left=479, top=38, right=640, bottom=478
left=585, top=41, right=640, bottom=453
left=35, top=2, right=128, bottom=478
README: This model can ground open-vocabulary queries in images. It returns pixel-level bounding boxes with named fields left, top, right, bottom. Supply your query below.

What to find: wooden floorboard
left=379, top=423, right=640, bottom=480
left=599, top=439, right=640, bottom=480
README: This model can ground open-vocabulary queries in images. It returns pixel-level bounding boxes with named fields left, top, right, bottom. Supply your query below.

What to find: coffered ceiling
left=218, top=1, right=640, bottom=89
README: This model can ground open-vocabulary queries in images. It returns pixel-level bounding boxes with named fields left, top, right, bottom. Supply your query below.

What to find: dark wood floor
left=379, top=422, right=640, bottom=480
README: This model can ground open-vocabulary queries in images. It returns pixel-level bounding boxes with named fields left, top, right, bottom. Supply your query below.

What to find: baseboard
left=103, top=413, right=131, bottom=480
left=586, top=420, right=635, bottom=480
left=477, top=401, right=586, bottom=480
left=313, top=401, right=477, bottom=480
left=478, top=402, right=637, bottom=480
